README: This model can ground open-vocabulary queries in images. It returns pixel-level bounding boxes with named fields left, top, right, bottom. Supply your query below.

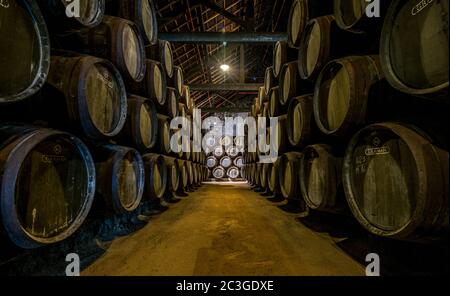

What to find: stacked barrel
left=205, top=135, right=245, bottom=181
left=0, top=0, right=206, bottom=250
left=246, top=0, right=449, bottom=243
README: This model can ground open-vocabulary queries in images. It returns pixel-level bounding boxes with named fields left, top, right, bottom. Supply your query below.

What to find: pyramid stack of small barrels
left=205, top=135, right=245, bottom=181
left=245, top=0, right=449, bottom=243
left=0, top=0, right=207, bottom=250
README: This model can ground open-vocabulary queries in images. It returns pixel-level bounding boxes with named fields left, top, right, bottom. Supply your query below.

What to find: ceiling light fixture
left=220, top=64, right=230, bottom=72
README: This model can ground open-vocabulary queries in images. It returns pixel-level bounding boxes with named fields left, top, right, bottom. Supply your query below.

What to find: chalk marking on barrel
left=412, top=0, right=434, bottom=16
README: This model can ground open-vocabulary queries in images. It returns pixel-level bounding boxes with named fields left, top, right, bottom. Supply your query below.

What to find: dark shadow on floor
left=164, top=196, right=182, bottom=204
left=297, top=210, right=364, bottom=239
left=277, top=199, right=306, bottom=214
left=267, top=195, right=285, bottom=203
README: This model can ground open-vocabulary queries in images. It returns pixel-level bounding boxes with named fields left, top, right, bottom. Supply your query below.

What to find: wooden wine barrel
left=287, top=95, right=314, bottom=148
left=252, top=163, right=259, bottom=185
left=220, top=156, right=233, bottom=169
left=298, top=15, right=335, bottom=80
left=243, top=153, right=249, bottom=165
left=206, top=167, right=210, bottom=181
left=194, top=164, right=201, bottom=186
left=57, top=16, right=146, bottom=83
left=242, top=165, right=247, bottom=180
left=93, top=144, right=144, bottom=214
left=194, top=164, right=201, bottom=185
left=249, top=163, right=257, bottom=185
left=273, top=41, right=298, bottom=78
left=191, top=151, right=197, bottom=163
left=176, top=159, right=189, bottom=190
left=334, top=0, right=387, bottom=33
left=147, top=40, right=174, bottom=78
left=287, top=0, right=334, bottom=48
left=168, top=128, right=184, bottom=159
left=273, top=115, right=288, bottom=154
left=187, top=161, right=195, bottom=186
left=203, top=167, right=209, bottom=181
left=168, top=66, right=184, bottom=98
left=254, top=97, right=262, bottom=117
left=130, top=59, right=167, bottom=106
left=260, top=163, right=271, bottom=191
left=299, top=15, right=375, bottom=80
left=201, top=165, right=207, bottom=183
left=220, top=136, right=233, bottom=147
left=181, top=85, right=192, bottom=114
left=246, top=164, right=252, bottom=184
left=234, top=136, right=245, bottom=149
left=300, top=144, right=345, bottom=213
left=343, top=122, right=449, bottom=240
left=269, top=87, right=281, bottom=117
left=313, top=56, right=384, bottom=136
left=255, top=163, right=264, bottom=187
left=40, top=0, right=104, bottom=28
left=278, top=152, right=303, bottom=200
left=380, top=0, right=449, bottom=98
left=106, top=0, right=158, bottom=45
left=162, top=156, right=180, bottom=194
left=142, top=153, right=167, bottom=199
left=0, top=0, right=50, bottom=104
left=191, top=163, right=197, bottom=185
left=258, top=86, right=266, bottom=106
left=212, top=166, right=225, bottom=179
left=251, top=163, right=258, bottom=185
left=195, top=163, right=203, bottom=187
left=182, top=138, right=191, bottom=161
left=279, top=61, right=310, bottom=106
left=190, top=141, right=197, bottom=162
left=0, top=125, right=95, bottom=249
left=213, top=146, right=225, bottom=158
left=178, top=102, right=188, bottom=120
left=264, top=67, right=277, bottom=97
left=261, top=102, right=270, bottom=119
left=245, top=164, right=251, bottom=184
left=203, top=134, right=216, bottom=153
left=117, top=94, right=157, bottom=151
left=156, top=114, right=171, bottom=154
left=268, top=157, right=281, bottom=195
left=46, top=55, right=128, bottom=139
left=161, top=87, right=179, bottom=118
left=251, top=103, right=257, bottom=117
left=226, top=146, right=240, bottom=158
left=233, top=156, right=244, bottom=168
left=227, top=166, right=240, bottom=179
left=206, top=156, right=217, bottom=168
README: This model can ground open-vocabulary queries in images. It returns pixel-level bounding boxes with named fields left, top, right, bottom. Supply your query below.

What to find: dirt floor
left=83, top=182, right=364, bottom=276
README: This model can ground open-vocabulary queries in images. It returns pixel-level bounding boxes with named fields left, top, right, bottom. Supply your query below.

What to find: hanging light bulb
left=220, top=64, right=230, bottom=72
